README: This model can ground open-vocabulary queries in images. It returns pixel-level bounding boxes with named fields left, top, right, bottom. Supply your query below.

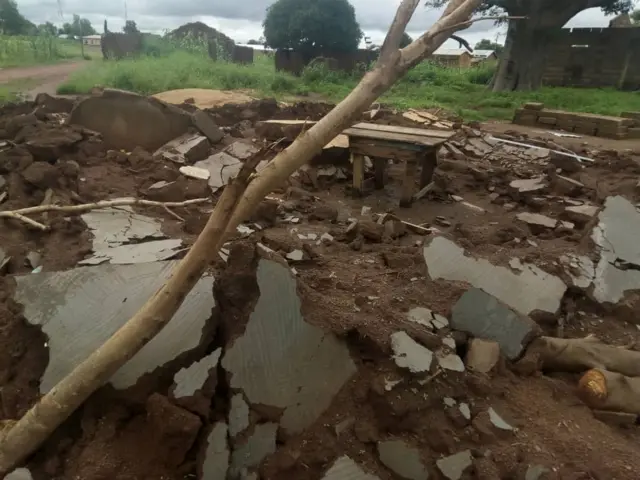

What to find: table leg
left=352, top=152, right=365, bottom=197
left=420, top=148, right=438, bottom=188
left=400, top=158, right=418, bottom=208
left=373, top=157, right=386, bottom=189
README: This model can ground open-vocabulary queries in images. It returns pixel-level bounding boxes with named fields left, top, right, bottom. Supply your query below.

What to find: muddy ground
left=1, top=93, right=640, bottom=480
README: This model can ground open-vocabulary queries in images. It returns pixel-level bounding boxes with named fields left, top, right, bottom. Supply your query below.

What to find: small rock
left=226, top=141, right=259, bottom=160
left=334, top=417, right=355, bottom=436
left=438, top=353, right=465, bottom=372
left=465, top=339, right=500, bottom=373
left=442, top=336, right=456, bottom=349
left=434, top=216, right=452, bottom=227
left=509, top=177, right=546, bottom=195
left=4, top=469, right=33, bottom=480
left=444, top=397, right=457, bottom=407
left=549, top=151, right=583, bottom=173
left=359, top=220, right=385, bottom=242
left=461, top=201, right=485, bottom=214
left=377, top=440, right=429, bottom=480
left=436, top=450, right=473, bottom=480
left=459, top=403, right=471, bottom=420
left=322, top=456, right=380, bottom=480
left=391, top=331, right=433, bottom=373
left=525, top=465, right=550, bottom=480
left=516, top=212, right=557, bottom=230
left=21, top=161, right=59, bottom=189
left=286, top=249, right=305, bottom=262
left=310, top=204, right=339, bottom=222
left=361, top=206, right=372, bottom=216
left=179, top=165, right=210, bottom=180
left=488, top=407, right=514, bottom=431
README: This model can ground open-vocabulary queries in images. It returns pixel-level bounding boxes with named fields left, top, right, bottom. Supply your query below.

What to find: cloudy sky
left=20, top=0, right=621, bottom=48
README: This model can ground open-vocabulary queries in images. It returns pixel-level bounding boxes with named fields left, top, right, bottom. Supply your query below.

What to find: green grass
left=0, top=35, right=92, bottom=68
left=57, top=49, right=640, bottom=121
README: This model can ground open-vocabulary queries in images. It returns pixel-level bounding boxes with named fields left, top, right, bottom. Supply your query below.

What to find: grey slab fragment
left=229, top=393, right=250, bottom=437
left=591, top=195, right=640, bottom=303
left=390, top=331, right=433, bottom=373
left=222, top=259, right=356, bottom=434
left=229, top=423, right=277, bottom=477
left=4, top=469, right=33, bottom=480
left=436, top=450, right=473, bottom=480
left=79, top=239, right=184, bottom=265
left=173, top=348, right=221, bottom=398
left=424, top=236, right=566, bottom=315
left=322, top=456, right=381, bottom=480
left=452, top=288, right=536, bottom=360
left=194, top=152, right=242, bottom=192
left=14, top=261, right=214, bottom=392
left=378, top=440, right=429, bottom=480
left=202, top=422, right=229, bottom=480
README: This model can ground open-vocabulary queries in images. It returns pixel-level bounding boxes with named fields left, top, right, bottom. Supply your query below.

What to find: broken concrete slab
left=465, top=339, right=500, bottom=373
left=391, top=331, right=433, bottom=373
left=407, top=307, right=448, bottom=330
left=68, top=88, right=193, bottom=151
left=194, top=152, right=242, bottom=193
left=424, top=236, right=566, bottom=315
left=14, top=261, right=214, bottom=392
left=488, top=407, right=514, bottom=431
left=525, top=465, right=549, bottom=480
left=436, top=450, right=473, bottom=480
left=180, top=165, right=211, bottom=180
left=201, top=422, right=229, bottom=480
left=377, top=440, right=429, bottom=480
left=155, top=133, right=210, bottom=164
left=516, top=212, right=558, bottom=230
left=509, top=177, right=547, bottom=195
left=229, top=393, right=250, bottom=437
left=564, top=204, right=598, bottom=225
left=560, top=254, right=595, bottom=289
left=226, top=141, right=259, bottom=160
left=322, top=456, right=381, bottom=480
left=172, top=348, right=221, bottom=398
left=192, top=109, right=224, bottom=144
left=222, top=259, right=356, bottom=434
left=229, top=423, right=278, bottom=477
left=451, top=289, right=537, bottom=360
left=80, top=204, right=184, bottom=265
left=591, top=196, right=640, bottom=303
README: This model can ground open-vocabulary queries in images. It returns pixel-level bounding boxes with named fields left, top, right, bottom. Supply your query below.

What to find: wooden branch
left=529, top=336, right=640, bottom=378
left=0, top=198, right=209, bottom=231
left=434, top=15, right=527, bottom=36
left=377, top=0, right=421, bottom=65
left=578, top=368, right=640, bottom=415
left=0, top=155, right=261, bottom=475
left=450, top=34, right=472, bottom=52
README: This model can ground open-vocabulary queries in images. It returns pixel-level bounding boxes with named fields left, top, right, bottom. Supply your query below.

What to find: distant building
left=471, top=49, right=499, bottom=65
left=236, top=43, right=273, bottom=52
left=432, top=48, right=473, bottom=68
left=82, top=34, right=102, bottom=47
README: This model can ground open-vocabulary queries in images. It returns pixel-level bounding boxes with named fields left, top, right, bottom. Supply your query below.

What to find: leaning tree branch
left=0, top=0, right=482, bottom=474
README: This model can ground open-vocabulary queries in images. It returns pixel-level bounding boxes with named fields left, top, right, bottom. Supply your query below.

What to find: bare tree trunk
left=0, top=0, right=482, bottom=473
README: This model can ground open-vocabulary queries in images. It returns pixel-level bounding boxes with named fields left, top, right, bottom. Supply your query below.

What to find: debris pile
left=1, top=89, right=640, bottom=479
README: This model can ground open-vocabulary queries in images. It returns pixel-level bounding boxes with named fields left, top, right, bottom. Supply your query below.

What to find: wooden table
left=344, top=123, right=454, bottom=207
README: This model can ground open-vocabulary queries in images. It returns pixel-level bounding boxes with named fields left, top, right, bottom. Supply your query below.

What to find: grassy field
left=0, top=35, right=95, bottom=68
left=58, top=49, right=640, bottom=121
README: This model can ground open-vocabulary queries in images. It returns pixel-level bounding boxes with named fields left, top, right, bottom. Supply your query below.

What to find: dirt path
left=0, top=61, right=86, bottom=99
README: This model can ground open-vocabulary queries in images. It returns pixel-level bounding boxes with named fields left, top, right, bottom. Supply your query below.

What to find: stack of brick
left=513, top=103, right=640, bottom=139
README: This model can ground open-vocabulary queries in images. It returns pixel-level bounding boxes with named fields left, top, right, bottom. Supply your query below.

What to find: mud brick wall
left=513, top=103, right=640, bottom=139
left=232, top=46, right=254, bottom=64
left=541, top=27, right=640, bottom=90
left=101, top=33, right=143, bottom=60
left=275, top=49, right=378, bottom=76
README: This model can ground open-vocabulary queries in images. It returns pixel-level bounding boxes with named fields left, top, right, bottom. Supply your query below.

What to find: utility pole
left=124, top=0, right=128, bottom=22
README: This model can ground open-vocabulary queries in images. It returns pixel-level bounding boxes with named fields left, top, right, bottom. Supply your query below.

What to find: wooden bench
left=343, top=123, right=454, bottom=207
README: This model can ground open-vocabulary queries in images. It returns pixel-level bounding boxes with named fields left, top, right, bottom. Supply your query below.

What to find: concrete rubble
left=172, top=348, right=222, bottom=398
left=436, top=450, right=473, bottom=480
left=221, top=258, right=356, bottom=434
left=322, top=456, right=380, bottom=480
left=377, top=440, right=429, bottom=480
left=424, top=236, right=566, bottom=315
left=13, top=261, right=214, bottom=392
left=391, top=331, right=434, bottom=373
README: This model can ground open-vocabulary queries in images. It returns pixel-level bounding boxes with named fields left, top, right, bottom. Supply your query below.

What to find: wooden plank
left=349, top=122, right=454, bottom=140
left=350, top=141, right=423, bottom=162
left=324, top=134, right=349, bottom=149
left=345, top=128, right=449, bottom=147
left=352, top=153, right=365, bottom=196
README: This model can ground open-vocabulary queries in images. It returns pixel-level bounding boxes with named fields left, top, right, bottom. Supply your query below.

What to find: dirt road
left=0, top=61, right=85, bottom=98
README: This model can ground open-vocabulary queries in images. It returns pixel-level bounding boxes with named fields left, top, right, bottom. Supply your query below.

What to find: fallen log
left=578, top=369, right=640, bottom=415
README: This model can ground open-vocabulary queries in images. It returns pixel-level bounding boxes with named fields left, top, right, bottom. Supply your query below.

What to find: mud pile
left=1, top=90, right=640, bottom=480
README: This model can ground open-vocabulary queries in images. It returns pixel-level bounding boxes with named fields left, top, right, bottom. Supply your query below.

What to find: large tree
left=61, top=14, right=97, bottom=37
left=475, top=38, right=503, bottom=53
left=427, top=0, right=634, bottom=91
left=632, top=9, right=640, bottom=22
left=0, top=0, right=34, bottom=35
left=123, top=20, right=139, bottom=34
left=263, top=0, right=363, bottom=53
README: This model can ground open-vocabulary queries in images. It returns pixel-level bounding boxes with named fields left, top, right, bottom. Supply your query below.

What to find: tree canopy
left=0, top=0, right=35, bottom=35
left=475, top=38, right=503, bottom=53
left=37, top=22, right=57, bottom=36
left=632, top=9, right=640, bottom=23
left=263, top=0, right=363, bottom=53
left=61, top=15, right=97, bottom=37
left=123, top=20, right=139, bottom=34
left=400, top=32, right=413, bottom=48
